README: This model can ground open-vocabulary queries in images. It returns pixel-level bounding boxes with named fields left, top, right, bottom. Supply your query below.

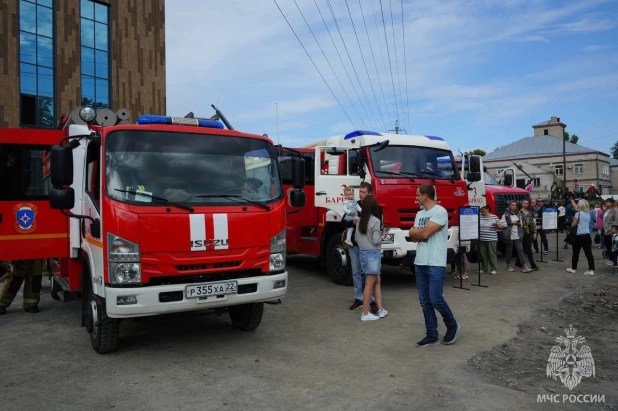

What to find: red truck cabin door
left=0, top=128, right=68, bottom=261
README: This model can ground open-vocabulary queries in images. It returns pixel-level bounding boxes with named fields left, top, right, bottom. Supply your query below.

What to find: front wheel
left=325, top=234, right=353, bottom=286
left=229, top=303, right=264, bottom=331
left=85, top=288, right=120, bottom=354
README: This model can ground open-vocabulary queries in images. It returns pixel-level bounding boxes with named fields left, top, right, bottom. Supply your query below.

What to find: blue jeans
left=348, top=246, right=374, bottom=303
left=414, top=265, right=457, bottom=339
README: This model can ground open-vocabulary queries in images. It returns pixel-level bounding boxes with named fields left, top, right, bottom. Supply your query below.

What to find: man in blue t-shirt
left=409, top=184, right=460, bottom=348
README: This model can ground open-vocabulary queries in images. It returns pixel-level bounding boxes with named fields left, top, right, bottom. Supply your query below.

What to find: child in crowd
left=343, top=187, right=362, bottom=246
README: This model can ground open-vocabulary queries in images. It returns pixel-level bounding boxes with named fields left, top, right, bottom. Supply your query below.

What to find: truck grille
left=149, top=269, right=263, bottom=286
left=175, top=261, right=242, bottom=272
left=397, top=208, right=456, bottom=227
left=494, top=194, right=531, bottom=215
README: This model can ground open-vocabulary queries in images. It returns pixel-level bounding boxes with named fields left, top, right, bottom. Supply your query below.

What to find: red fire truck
left=459, top=154, right=530, bottom=218
left=279, top=130, right=475, bottom=285
left=458, top=154, right=530, bottom=255
left=0, top=105, right=305, bottom=353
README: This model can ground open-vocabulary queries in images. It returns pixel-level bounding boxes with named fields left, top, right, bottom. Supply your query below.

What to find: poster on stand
left=542, top=207, right=558, bottom=230
left=459, top=206, right=479, bottom=241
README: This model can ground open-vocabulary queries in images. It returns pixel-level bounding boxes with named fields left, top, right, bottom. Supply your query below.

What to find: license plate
left=185, top=281, right=237, bottom=299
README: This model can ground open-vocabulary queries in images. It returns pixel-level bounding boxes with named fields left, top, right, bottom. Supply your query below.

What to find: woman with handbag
left=500, top=201, right=532, bottom=273
left=566, top=199, right=595, bottom=275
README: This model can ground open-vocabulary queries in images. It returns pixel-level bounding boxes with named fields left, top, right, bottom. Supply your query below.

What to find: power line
left=272, top=0, right=358, bottom=129
left=293, top=0, right=369, bottom=130
left=325, top=0, right=380, bottom=131
left=388, top=0, right=405, bottom=132
left=344, top=0, right=387, bottom=131
left=401, top=0, right=410, bottom=132
left=379, top=0, right=401, bottom=129
left=359, top=0, right=391, bottom=132
left=370, top=0, right=394, bottom=123
left=313, top=0, right=372, bottom=130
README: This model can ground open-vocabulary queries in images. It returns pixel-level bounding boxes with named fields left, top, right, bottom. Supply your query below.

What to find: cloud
left=165, top=0, right=618, bottom=149
left=513, top=35, right=550, bottom=43
left=583, top=44, right=611, bottom=52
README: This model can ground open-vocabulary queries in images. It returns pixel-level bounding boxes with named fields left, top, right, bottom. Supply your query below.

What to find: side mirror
left=469, top=155, right=481, bottom=173
left=50, top=187, right=75, bottom=209
left=358, top=150, right=366, bottom=179
left=503, top=171, right=514, bottom=187
left=289, top=190, right=305, bottom=207
left=468, top=172, right=481, bottom=182
left=50, top=144, right=74, bottom=186
left=91, top=219, right=101, bottom=239
left=291, top=157, right=305, bottom=189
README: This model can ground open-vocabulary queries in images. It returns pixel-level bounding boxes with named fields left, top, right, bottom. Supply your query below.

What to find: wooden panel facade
left=0, top=0, right=20, bottom=127
left=0, top=0, right=166, bottom=128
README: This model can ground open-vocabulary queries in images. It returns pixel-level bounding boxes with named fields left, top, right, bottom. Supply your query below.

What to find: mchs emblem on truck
left=190, top=239, right=229, bottom=248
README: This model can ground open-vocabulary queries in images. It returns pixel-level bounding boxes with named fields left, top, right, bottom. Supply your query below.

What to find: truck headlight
left=270, top=229, right=286, bottom=272
left=382, top=233, right=395, bottom=244
left=109, top=263, right=141, bottom=284
left=108, top=233, right=141, bottom=284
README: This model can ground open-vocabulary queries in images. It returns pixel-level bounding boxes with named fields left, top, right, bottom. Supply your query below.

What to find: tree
left=563, top=130, right=579, bottom=144
left=611, top=141, right=618, bottom=159
left=469, top=148, right=486, bottom=156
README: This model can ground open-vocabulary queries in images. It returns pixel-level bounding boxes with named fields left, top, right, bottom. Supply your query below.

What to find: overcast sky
left=165, top=0, right=618, bottom=154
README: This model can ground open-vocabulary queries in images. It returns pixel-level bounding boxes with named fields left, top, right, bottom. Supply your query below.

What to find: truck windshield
left=105, top=130, right=282, bottom=206
left=370, top=145, right=459, bottom=180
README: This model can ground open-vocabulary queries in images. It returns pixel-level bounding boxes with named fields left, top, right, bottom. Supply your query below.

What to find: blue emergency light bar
left=344, top=130, right=382, bottom=139
left=136, top=114, right=224, bottom=129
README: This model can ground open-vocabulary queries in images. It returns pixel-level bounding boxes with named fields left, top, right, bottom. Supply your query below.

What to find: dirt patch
left=468, top=275, right=618, bottom=410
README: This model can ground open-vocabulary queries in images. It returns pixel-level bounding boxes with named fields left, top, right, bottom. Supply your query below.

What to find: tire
left=229, top=303, right=264, bottom=331
left=85, top=287, right=120, bottom=354
left=50, top=276, right=61, bottom=301
left=325, top=233, right=353, bottom=286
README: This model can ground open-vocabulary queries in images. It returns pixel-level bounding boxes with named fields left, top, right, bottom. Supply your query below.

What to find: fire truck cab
left=0, top=105, right=306, bottom=353
left=281, top=130, right=472, bottom=285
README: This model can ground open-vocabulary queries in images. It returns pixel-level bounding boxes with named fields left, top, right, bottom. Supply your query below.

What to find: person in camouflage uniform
left=0, top=259, right=45, bottom=314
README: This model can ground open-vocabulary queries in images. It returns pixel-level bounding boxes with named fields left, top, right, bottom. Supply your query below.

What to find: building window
left=532, top=178, right=540, bottom=187
left=554, top=165, right=564, bottom=176
left=19, top=0, right=55, bottom=128
left=602, top=163, right=609, bottom=176
left=544, top=129, right=549, bottom=135
left=80, top=0, right=110, bottom=109
left=574, top=163, right=583, bottom=175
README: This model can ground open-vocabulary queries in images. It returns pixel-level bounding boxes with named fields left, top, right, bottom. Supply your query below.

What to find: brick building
left=0, top=0, right=166, bottom=129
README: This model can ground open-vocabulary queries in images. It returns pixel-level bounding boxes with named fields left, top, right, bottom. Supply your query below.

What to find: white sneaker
left=583, top=270, right=595, bottom=276
left=566, top=268, right=576, bottom=273
left=378, top=309, right=388, bottom=318
left=490, top=270, right=497, bottom=275
left=477, top=270, right=484, bottom=274
left=604, top=261, right=614, bottom=266
left=521, top=266, right=532, bottom=273
left=361, top=313, right=380, bottom=321
left=506, top=266, right=515, bottom=272
left=544, top=251, right=548, bottom=255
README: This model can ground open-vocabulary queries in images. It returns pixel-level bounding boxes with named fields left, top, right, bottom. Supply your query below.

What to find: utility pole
left=563, top=129, right=567, bottom=193
left=388, top=120, right=406, bottom=135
